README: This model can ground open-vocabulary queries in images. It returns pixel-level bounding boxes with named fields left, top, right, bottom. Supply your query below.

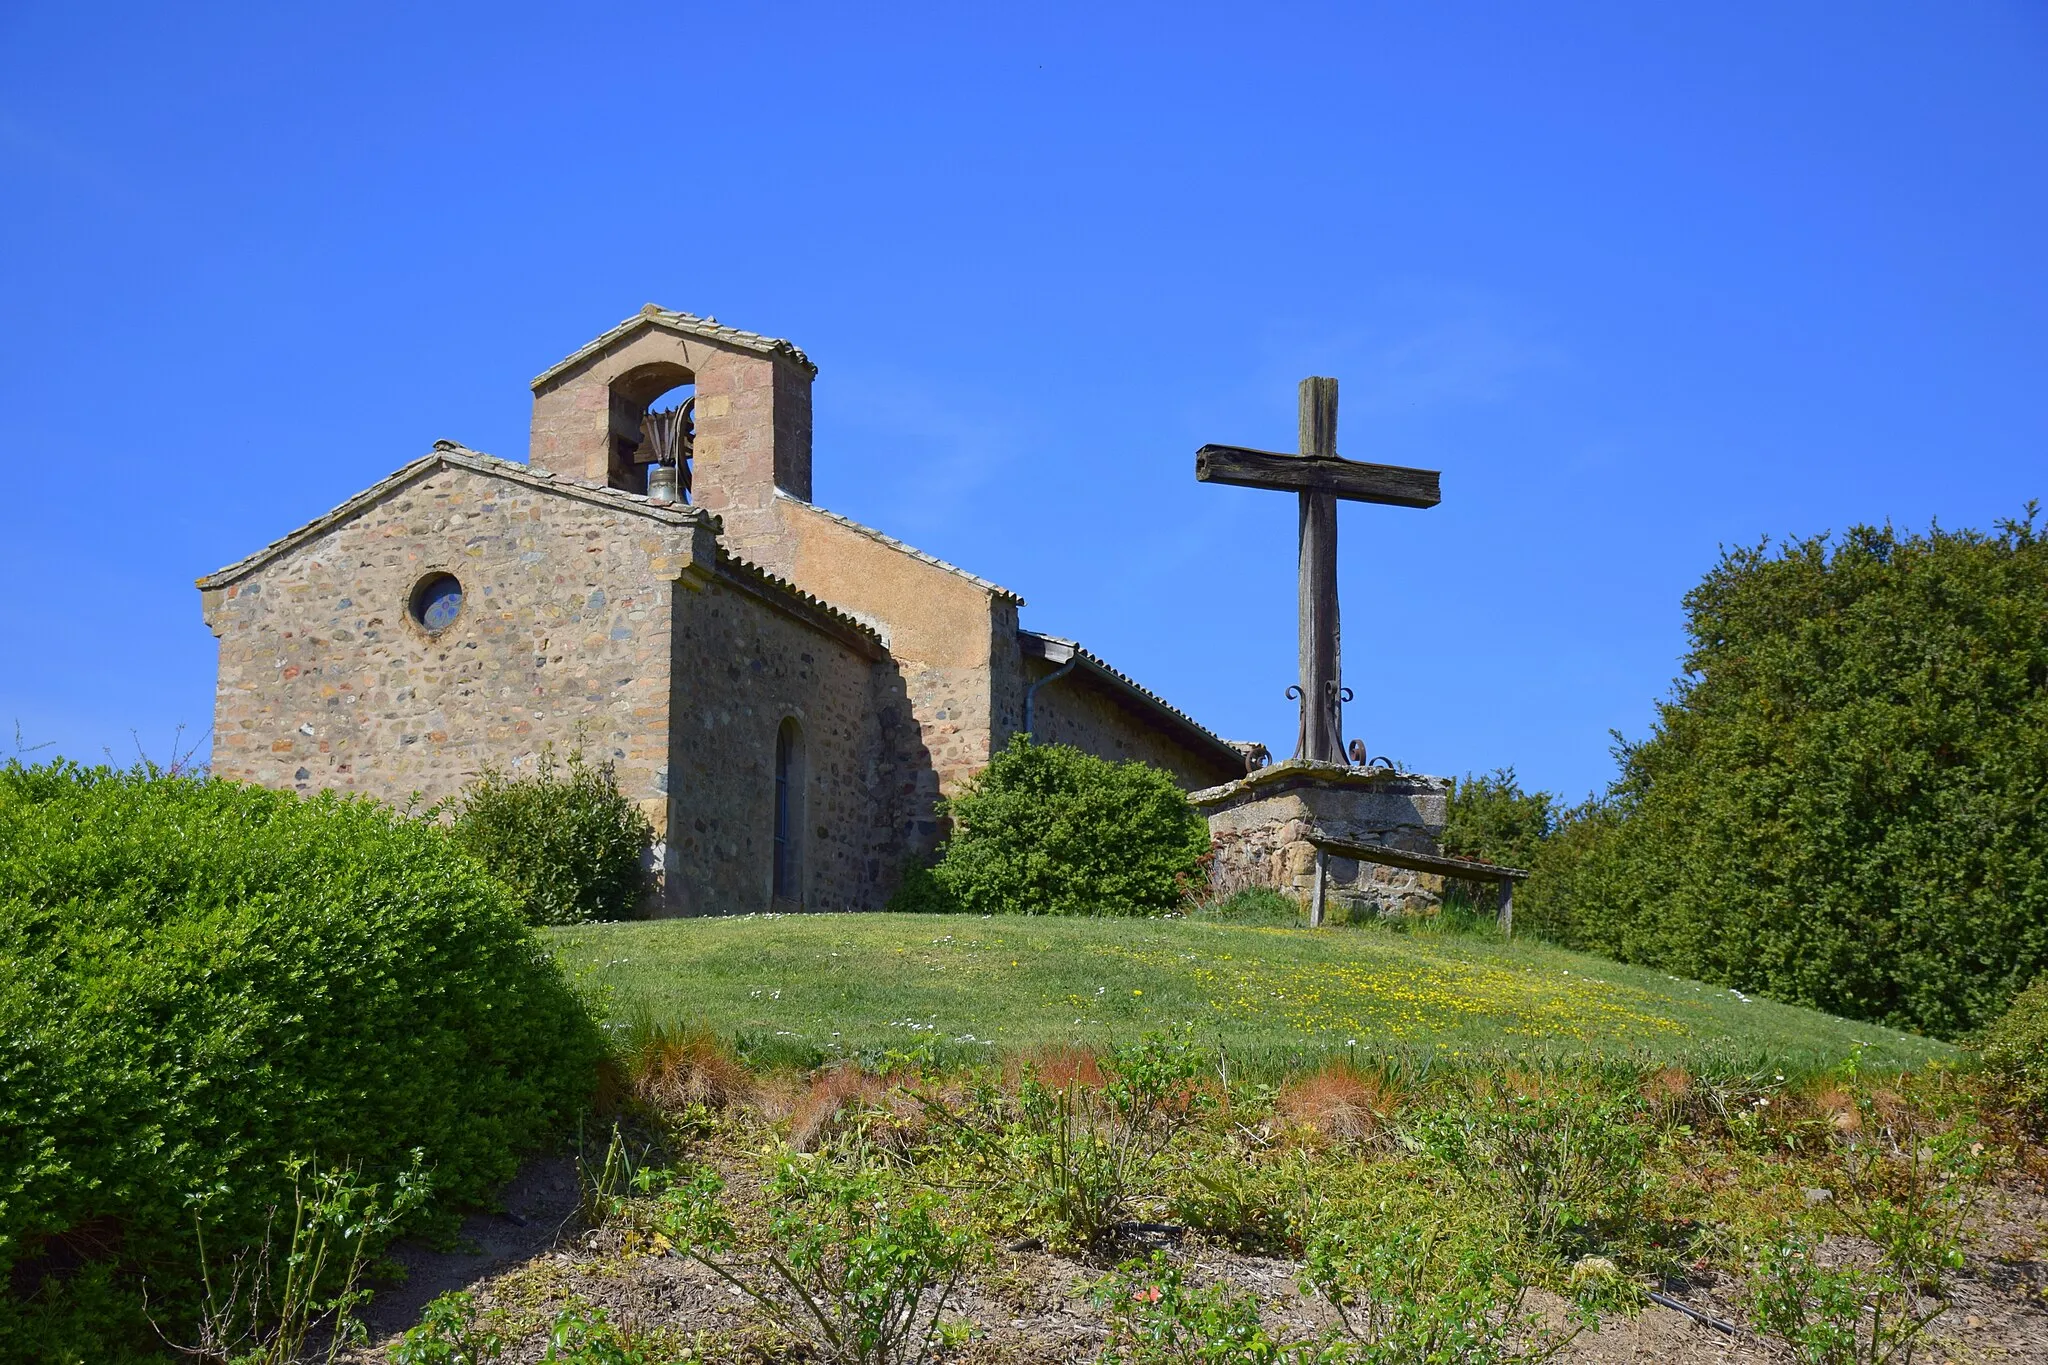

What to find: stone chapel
left=198, top=306, right=1255, bottom=915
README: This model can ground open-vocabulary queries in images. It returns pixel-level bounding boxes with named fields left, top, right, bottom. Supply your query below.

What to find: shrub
left=1746, top=1231, right=1940, bottom=1365
left=1441, top=769, right=1555, bottom=872
left=1517, top=512, right=2048, bottom=1038
left=894, top=736, right=1210, bottom=917
left=451, top=749, right=653, bottom=925
left=0, top=763, right=603, bottom=1361
left=176, top=1155, right=430, bottom=1365
left=392, top=1291, right=508, bottom=1365
left=1978, top=973, right=2048, bottom=1135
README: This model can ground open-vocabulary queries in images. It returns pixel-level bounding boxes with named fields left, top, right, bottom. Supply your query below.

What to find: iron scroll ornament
left=1285, top=683, right=1356, bottom=761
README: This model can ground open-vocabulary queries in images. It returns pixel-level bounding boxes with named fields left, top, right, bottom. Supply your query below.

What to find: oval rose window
left=409, top=573, right=464, bottom=632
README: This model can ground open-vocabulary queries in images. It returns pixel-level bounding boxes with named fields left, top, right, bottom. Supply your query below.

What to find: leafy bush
left=890, top=736, right=1210, bottom=917
left=1978, top=973, right=2048, bottom=1135
left=1520, top=512, right=2048, bottom=1038
left=451, top=749, right=653, bottom=925
left=177, top=1155, right=430, bottom=1365
left=1441, top=768, right=1556, bottom=873
left=0, top=763, right=603, bottom=1361
left=392, top=1291, right=508, bottom=1365
left=538, top=1302, right=666, bottom=1365
left=1746, top=1231, right=1940, bottom=1365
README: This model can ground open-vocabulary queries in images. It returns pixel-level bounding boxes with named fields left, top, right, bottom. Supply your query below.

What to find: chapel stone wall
left=664, top=564, right=912, bottom=916
left=201, top=461, right=703, bottom=851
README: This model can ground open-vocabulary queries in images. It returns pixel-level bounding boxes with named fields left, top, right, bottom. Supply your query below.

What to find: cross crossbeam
left=1197, top=378, right=1441, bottom=764
left=1194, top=446, right=1441, bottom=508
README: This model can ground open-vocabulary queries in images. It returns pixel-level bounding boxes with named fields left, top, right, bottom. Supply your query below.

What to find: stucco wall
left=202, top=461, right=700, bottom=834
left=772, top=498, right=1011, bottom=816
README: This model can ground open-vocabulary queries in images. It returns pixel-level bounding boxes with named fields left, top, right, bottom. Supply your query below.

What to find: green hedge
left=0, top=764, right=603, bottom=1362
left=892, top=736, right=1210, bottom=916
left=1979, top=974, right=2048, bottom=1136
left=1518, top=512, right=2048, bottom=1039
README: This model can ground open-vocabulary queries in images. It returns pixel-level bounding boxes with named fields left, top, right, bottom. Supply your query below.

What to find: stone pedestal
left=1191, top=761, right=1452, bottom=917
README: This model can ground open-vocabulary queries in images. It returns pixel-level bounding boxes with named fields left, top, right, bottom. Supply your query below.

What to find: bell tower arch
left=529, top=305, right=814, bottom=557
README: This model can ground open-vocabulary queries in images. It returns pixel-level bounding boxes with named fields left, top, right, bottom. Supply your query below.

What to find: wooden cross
left=1197, top=378, right=1441, bottom=764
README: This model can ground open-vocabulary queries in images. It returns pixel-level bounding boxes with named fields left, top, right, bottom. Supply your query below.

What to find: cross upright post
left=1196, top=379, right=1442, bottom=765
left=1296, top=378, right=1342, bottom=762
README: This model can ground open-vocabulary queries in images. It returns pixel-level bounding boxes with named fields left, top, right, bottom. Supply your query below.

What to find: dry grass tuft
left=624, top=1020, right=753, bottom=1112
left=1277, top=1061, right=1396, bottom=1144
left=788, top=1064, right=900, bottom=1152
left=1806, top=1082, right=1864, bottom=1135
left=1641, top=1065, right=1698, bottom=1126
left=1012, top=1045, right=1107, bottom=1091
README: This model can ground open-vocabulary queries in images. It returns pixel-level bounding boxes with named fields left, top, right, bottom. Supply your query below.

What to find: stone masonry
left=1194, top=762, right=1453, bottom=916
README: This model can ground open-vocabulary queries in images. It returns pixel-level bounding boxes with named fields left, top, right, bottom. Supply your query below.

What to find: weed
left=928, top=1031, right=1209, bottom=1252
left=1303, top=1217, right=1588, bottom=1365
left=621, top=1017, right=753, bottom=1114
left=578, top=1122, right=656, bottom=1228
left=1187, top=887, right=1304, bottom=927
left=1746, top=1232, right=1937, bottom=1365
left=1408, top=1083, right=1650, bottom=1263
left=159, top=1152, right=431, bottom=1365
left=1277, top=1062, right=1398, bottom=1145
left=652, top=1152, right=971, bottom=1365
left=1167, top=1148, right=1321, bottom=1256
left=539, top=1300, right=666, bottom=1365
left=1093, top=1252, right=1341, bottom=1364
left=789, top=1065, right=905, bottom=1153
left=392, top=1290, right=508, bottom=1364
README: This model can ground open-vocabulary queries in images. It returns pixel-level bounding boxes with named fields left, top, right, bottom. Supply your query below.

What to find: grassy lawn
left=549, top=912, right=1955, bottom=1076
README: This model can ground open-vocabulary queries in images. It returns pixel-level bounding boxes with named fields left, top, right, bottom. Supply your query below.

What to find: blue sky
left=2, top=2, right=2043, bottom=800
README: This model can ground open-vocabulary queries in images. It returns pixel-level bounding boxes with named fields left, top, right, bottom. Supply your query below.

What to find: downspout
left=1022, top=656, right=1081, bottom=737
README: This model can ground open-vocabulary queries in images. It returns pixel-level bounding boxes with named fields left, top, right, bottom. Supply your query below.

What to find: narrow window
left=773, top=719, right=803, bottom=902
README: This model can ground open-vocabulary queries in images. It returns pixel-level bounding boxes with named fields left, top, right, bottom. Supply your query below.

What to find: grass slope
left=551, top=913, right=1954, bottom=1075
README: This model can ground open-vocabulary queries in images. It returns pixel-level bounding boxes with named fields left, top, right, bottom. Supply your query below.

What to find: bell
left=647, top=465, right=681, bottom=505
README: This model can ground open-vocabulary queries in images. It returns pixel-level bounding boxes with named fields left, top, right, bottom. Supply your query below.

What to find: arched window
left=772, top=718, right=805, bottom=903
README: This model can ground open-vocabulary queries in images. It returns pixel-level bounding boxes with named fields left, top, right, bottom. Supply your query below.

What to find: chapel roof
left=195, top=442, right=714, bottom=590
left=713, top=549, right=886, bottom=657
left=531, top=304, right=819, bottom=389
left=1019, top=631, right=1245, bottom=772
